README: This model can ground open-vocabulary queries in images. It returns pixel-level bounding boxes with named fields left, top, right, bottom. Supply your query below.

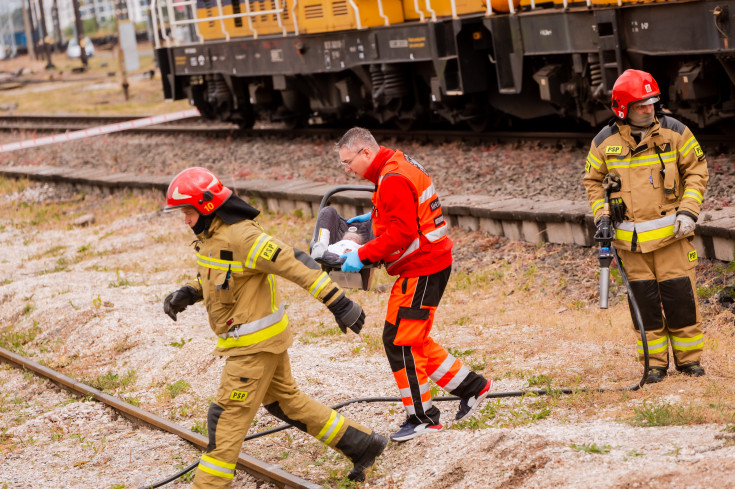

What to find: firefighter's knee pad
left=206, top=402, right=225, bottom=451
left=264, top=401, right=308, bottom=432
left=659, top=276, right=697, bottom=328
left=627, top=279, right=663, bottom=331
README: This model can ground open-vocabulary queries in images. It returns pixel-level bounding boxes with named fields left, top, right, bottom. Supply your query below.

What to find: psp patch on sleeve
left=688, top=250, right=698, bottom=262
left=260, top=241, right=281, bottom=262
left=694, top=145, right=704, bottom=160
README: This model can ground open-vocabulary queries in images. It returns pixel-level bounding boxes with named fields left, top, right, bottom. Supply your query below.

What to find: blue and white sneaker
left=389, top=419, right=443, bottom=442
left=455, top=379, right=492, bottom=421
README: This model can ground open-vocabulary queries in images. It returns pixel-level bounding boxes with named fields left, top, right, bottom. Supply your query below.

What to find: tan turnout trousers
left=617, top=238, right=704, bottom=369
left=192, top=351, right=374, bottom=488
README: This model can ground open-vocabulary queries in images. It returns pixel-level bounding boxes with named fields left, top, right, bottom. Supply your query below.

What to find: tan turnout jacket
left=583, top=115, right=709, bottom=253
left=186, top=217, right=345, bottom=356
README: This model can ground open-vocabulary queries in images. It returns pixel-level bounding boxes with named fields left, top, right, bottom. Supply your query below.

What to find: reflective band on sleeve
left=671, top=334, right=704, bottom=351
left=198, top=454, right=236, bottom=480
left=683, top=189, right=704, bottom=204
left=268, top=274, right=277, bottom=311
left=245, top=233, right=272, bottom=269
left=196, top=253, right=244, bottom=272
left=586, top=152, right=603, bottom=170
left=638, top=336, right=668, bottom=355
left=591, top=199, right=604, bottom=214
left=418, top=183, right=436, bottom=205
left=317, top=410, right=345, bottom=445
left=679, top=136, right=698, bottom=157
left=308, top=271, right=331, bottom=298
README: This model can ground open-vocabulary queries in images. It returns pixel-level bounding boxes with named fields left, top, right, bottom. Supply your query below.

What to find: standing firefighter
left=336, top=128, right=492, bottom=442
left=162, top=167, right=386, bottom=487
left=583, top=70, right=709, bottom=383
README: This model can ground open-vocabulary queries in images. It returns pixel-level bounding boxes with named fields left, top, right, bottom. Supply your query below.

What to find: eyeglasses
left=340, top=147, right=365, bottom=167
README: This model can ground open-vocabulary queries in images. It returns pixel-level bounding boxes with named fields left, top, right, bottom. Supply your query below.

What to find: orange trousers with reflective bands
left=382, top=266, right=487, bottom=425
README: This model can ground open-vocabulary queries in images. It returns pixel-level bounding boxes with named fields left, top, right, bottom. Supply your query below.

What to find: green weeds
left=571, top=442, right=611, bottom=454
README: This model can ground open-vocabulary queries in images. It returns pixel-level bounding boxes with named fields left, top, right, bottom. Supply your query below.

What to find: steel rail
left=0, top=346, right=322, bottom=489
left=0, top=115, right=732, bottom=149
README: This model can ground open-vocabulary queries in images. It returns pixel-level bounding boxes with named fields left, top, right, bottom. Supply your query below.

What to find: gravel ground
left=1, top=135, right=735, bottom=489
left=0, top=131, right=734, bottom=210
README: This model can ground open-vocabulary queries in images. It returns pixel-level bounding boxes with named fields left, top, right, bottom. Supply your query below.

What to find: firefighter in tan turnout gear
left=162, top=167, right=386, bottom=488
left=583, top=70, right=709, bottom=384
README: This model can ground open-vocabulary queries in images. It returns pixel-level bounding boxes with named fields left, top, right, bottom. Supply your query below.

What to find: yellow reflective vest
left=186, top=217, right=345, bottom=356
left=583, top=115, right=709, bottom=253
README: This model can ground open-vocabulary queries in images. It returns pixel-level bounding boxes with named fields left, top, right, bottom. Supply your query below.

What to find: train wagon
left=152, top=0, right=735, bottom=130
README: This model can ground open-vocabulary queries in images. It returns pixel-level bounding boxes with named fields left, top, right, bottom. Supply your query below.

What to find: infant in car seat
left=311, top=226, right=363, bottom=266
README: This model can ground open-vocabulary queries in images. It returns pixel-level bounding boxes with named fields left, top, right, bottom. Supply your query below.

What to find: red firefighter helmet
left=165, top=167, right=232, bottom=215
left=610, top=69, right=661, bottom=119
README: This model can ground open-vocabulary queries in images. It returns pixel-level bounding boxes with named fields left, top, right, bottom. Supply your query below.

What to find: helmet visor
left=635, top=96, right=659, bottom=106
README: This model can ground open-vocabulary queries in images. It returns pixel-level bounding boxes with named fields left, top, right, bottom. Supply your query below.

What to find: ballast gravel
left=1, top=138, right=735, bottom=489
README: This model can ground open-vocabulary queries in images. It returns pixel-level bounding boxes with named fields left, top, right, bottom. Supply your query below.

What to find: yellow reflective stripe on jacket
left=638, top=336, right=668, bottom=354
left=196, top=253, right=244, bottom=272
left=614, top=215, right=676, bottom=243
left=606, top=151, right=676, bottom=170
left=317, top=410, right=345, bottom=445
left=268, top=274, right=277, bottom=311
left=591, top=199, right=604, bottom=214
left=198, top=454, right=236, bottom=479
left=683, top=188, right=703, bottom=204
left=245, top=233, right=271, bottom=269
left=679, top=136, right=698, bottom=157
left=219, top=303, right=286, bottom=339
left=587, top=152, right=603, bottom=170
left=216, top=314, right=289, bottom=348
left=671, top=333, right=704, bottom=351
left=308, top=271, right=331, bottom=298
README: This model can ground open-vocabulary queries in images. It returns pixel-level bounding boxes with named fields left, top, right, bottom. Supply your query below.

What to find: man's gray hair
left=336, top=127, right=379, bottom=153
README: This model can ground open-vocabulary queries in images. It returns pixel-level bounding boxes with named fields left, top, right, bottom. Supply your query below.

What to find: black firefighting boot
left=678, top=362, right=706, bottom=377
left=645, top=367, right=667, bottom=384
left=347, top=432, right=387, bottom=482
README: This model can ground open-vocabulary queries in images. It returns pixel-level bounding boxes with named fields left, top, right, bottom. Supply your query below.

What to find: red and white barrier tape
left=0, top=108, right=201, bottom=154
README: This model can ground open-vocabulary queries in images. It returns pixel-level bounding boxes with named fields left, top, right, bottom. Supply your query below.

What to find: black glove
left=327, top=294, right=365, bottom=334
left=163, top=285, right=200, bottom=321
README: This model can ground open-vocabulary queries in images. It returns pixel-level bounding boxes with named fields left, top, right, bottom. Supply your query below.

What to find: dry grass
left=1, top=44, right=190, bottom=116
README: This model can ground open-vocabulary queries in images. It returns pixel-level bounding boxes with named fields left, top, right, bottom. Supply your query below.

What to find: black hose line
left=140, top=246, right=651, bottom=489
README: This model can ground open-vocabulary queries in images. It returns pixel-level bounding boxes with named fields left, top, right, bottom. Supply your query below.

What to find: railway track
left=0, top=346, right=322, bottom=489
left=3, top=114, right=732, bottom=150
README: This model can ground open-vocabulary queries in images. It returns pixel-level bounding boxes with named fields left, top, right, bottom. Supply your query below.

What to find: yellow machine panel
left=195, top=0, right=296, bottom=41
left=298, top=0, right=405, bottom=34
left=402, top=0, right=486, bottom=20
left=247, top=0, right=295, bottom=37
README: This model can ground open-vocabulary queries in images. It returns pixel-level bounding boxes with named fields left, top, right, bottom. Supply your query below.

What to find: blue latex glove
left=340, top=250, right=364, bottom=272
left=347, top=212, right=371, bottom=224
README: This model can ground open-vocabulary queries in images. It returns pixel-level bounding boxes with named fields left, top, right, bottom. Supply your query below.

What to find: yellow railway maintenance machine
left=154, top=0, right=735, bottom=130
